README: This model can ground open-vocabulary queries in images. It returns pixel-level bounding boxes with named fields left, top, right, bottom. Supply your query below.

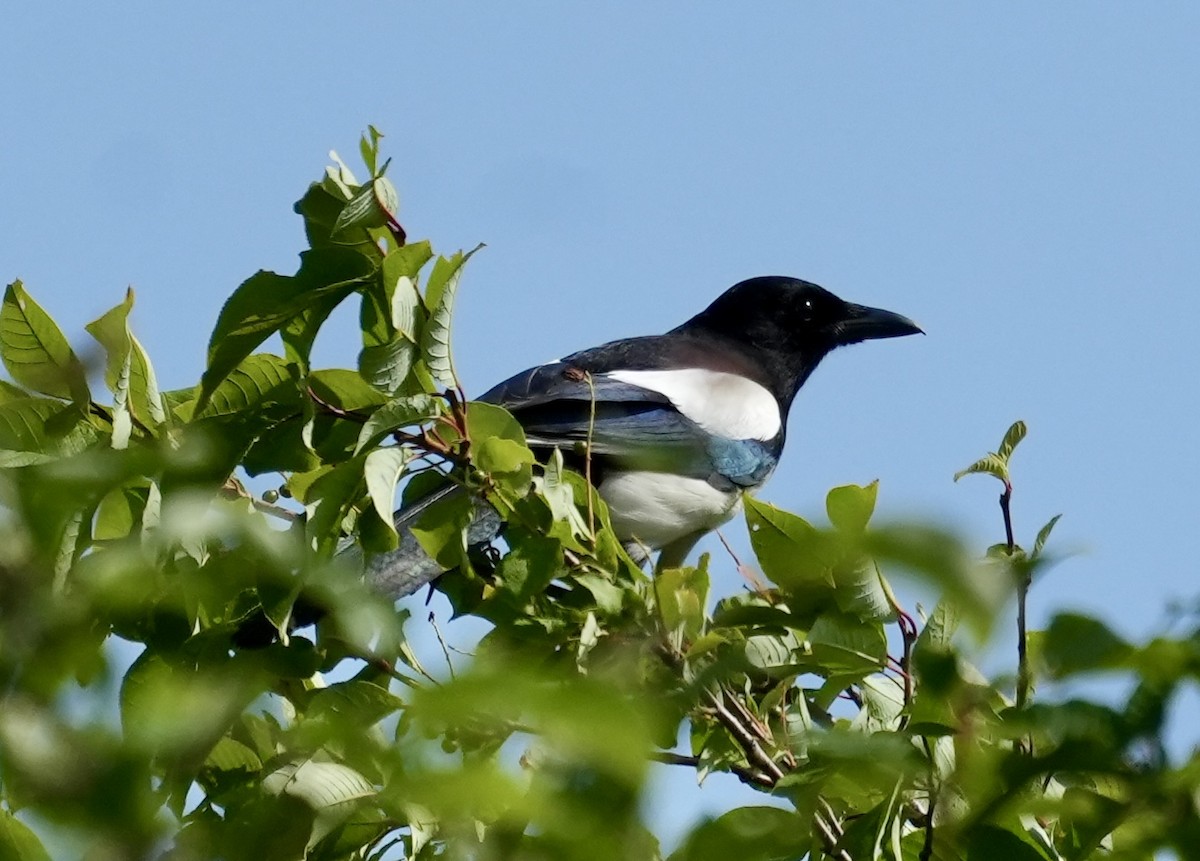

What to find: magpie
left=364, top=276, right=921, bottom=601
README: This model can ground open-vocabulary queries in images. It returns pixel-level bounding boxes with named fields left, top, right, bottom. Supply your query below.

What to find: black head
left=673, top=276, right=922, bottom=405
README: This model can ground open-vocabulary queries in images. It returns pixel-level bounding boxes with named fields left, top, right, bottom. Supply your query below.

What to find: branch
left=650, top=752, right=775, bottom=789
left=1002, top=481, right=1033, bottom=723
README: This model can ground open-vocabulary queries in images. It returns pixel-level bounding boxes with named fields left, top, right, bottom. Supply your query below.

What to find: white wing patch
left=606, top=368, right=781, bottom=441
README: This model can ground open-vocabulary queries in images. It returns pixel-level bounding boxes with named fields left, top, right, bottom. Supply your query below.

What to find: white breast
left=599, top=470, right=742, bottom=550
left=606, top=368, right=781, bottom=441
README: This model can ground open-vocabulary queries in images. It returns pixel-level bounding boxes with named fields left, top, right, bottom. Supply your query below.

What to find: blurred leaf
left=0, top=810, right=52, bottom=861
left=866, top=525, right=1007, bottom=639
left=264, top=760, right=377, bottom=852
left=1, top=280, right=89, bottom=404
left=670, top=807, right=807, bottom=861
left=1042, top=613, right=1133, bottom=678
left=964, top=822, right=1054, bottom=861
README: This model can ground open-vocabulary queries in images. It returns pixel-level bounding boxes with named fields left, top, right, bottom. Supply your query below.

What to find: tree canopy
left=1, top=132, right=1197, bottom=861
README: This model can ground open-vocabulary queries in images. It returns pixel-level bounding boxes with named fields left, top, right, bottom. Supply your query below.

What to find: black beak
left=835, top=303, right=924, bottom=345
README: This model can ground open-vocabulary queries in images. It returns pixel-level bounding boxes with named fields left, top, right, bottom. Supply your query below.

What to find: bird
left=364, top=275, right=921, bottom=601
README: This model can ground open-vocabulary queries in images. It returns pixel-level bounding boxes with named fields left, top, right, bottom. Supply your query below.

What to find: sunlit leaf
left=364, top=447, right=409, bottom=536
left=354, top=393, right=441, bottom=454
left=953, top=452, right=1009, bottom=484
left=826, top=481, right=878, bottom=534
left=199, top=248, right=375, bottom=412
left=1, top=280, right=89, bottom=403
left=420, top=247, right=482, bottom=390
left=997, top=420, right=1028, bottom=463
left=1032, top=513, right=1062, bottom=559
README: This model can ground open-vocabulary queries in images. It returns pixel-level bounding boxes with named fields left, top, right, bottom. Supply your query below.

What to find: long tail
left=362, top=483, right=503, bottom=600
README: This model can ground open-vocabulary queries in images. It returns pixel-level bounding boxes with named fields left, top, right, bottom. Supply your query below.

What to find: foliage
left=1, top=132, right=1198, bottom=861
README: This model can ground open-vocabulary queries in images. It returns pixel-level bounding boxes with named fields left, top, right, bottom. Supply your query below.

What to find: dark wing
left=479, top=359, right=705, bottom=473
left=478, top=336, right=780, bottom=483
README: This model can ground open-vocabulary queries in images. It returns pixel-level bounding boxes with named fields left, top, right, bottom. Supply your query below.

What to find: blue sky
left=4, top=2, right=1199, bottom=849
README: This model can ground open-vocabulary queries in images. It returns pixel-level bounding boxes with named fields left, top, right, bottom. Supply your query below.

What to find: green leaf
left=199, top=248, right=376, bottom=412
left=304, top=456, right=367, bottom=555
left=94, top=483, right=148, bottom=540
left=954, top=420, right=1028, bottom=484
left=913, top=601, right=961, bottom=660
left=306, top=368, right=389, bottom=412
left=964, top=823, right=1054, bottom=861
left=496, top=533, right=562, bottom=600
left=358, top=335, right=415, bottom=395
left=203, top=736, right=263, bottom=776
left=832, top=556, right=895, bottom=623
left=1032, top=513, right=1061, bottom=559
left=364, top=447, right=409, bottom=535
left=808, top=612, right=888, bottom=675
left=826, top=481, right=878, bottom=533
left=1042, top=613, right=1133, bottom=677
left=1, top=280, right=89, bottom=403
left=0, top=378, right=30, bottom=402
left=359, top=126, right=382, bottom=176
left=382, top=254, right=423, bottom=342
left=865, top=525, right=1008, bottom=640
left=0, top=810, right=52, bottom=861
left=655, top=565, right=710, bottom=643
left=197, top=353, right=297, bottom=418
left=420, top=247, right=482, bottom=390
left=409, top=481, right=474, bottom=573
left=263, top=760, right=377, bottom=853
left=0, top=397, right=70, bottom=452
left=332, top=181, right=389, bottom=236
left=85, top=289, right=138, bottom=445
left=670, top=807, right=807, bottom=861
left=354, top=393, right=441, bottom=454
left=357, top=245, right=432, bottom=394
left=467, top=401, right=534, bottom=500
left=953, top=452, right=1009, bottom=484
left=743, top=495, right=831, bottom=592
left=997, top=419, right=1028, bottom=462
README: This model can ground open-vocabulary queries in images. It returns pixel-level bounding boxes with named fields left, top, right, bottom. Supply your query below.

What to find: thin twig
left=649, top=752, right=776, bottom=788
left=716, top=529, right=769, bottom=593
left=584, top=371, right=597, bottom=537
left=1002, top=481, right=1033, bottom=734
left=427, top=612, right=457, bottom=681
